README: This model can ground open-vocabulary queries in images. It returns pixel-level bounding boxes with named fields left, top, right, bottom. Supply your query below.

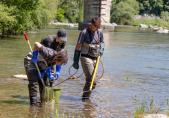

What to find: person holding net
left=24, top=29, right=68, bottom=106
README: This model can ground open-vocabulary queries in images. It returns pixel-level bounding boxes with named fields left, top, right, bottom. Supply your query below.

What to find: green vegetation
left=0, top=0, right=82, bottom=36
left=0, top=0, right=58, bottom=35
left=0, top=0, right=169, bottom=36
left=55, top=0, right=83, bottom=23
left=133, top=97, right=162, bottom=118
left=111, top=0, right=169, bottom=28
left=133, top=17, right=169, bottom=28
left=111, top=0, right=139, bottom=25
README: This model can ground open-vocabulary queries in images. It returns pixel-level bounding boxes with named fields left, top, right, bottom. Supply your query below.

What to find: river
left=0, top=29, right=169, bottom=118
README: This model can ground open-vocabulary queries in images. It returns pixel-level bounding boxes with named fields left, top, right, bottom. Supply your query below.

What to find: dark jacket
left=24, top=36, right=68, bottom=71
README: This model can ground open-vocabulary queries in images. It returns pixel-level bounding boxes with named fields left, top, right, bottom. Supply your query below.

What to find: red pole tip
left=23, top=32, right=29, bottom=41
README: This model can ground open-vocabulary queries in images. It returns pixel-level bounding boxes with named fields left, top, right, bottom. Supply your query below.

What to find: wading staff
left=90, top=55, right=100, bottom=91
left=23, top=32, right=45, bottom=87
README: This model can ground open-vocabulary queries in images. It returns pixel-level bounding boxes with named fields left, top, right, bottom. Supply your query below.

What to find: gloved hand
left=31, top=50, right=38, bottom=63
left=72, top=63, right=79, bottom=69
left=40, top=69, right=46, bottom=78
left=46, top=67, right=56, bottom=81
left=55, top=64, right=61, bottom=79
left=72, top=50, right=80, bottom=69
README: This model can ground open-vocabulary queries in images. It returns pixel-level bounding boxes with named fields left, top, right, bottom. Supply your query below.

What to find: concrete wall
left=83, top=0, right=101, bottom=23
left=100, top=0, right=111, bottom=24
left=83, top=0, right=111, bottom=23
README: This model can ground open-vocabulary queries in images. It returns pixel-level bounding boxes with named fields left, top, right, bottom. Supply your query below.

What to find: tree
left=0, top=3, right=16, bottom=35
left=111, top=0, right=139, bottom=25
left=163, top=0, right=169, bottom=11
left=0, top=0, right=58, bottom=35
left=56, top=0, right=83, bottom=23
left=137, top=0, right=164, bottom=16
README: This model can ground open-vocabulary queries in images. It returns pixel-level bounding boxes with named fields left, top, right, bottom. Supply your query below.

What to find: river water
left=0, top=29, right=169, bottom=118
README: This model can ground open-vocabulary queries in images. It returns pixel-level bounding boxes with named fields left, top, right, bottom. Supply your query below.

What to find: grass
left=134, top=97, right=161, bottom=118
left=133, top=18, right=169, bottom=29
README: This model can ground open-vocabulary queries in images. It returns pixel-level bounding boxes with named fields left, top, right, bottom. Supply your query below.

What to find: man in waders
left=24, top=29, right=68, bottom=106
left=72, top=17, right=104, bottom=100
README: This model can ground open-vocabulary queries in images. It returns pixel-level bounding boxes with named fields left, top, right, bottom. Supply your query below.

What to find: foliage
left=1, top=0, right=169, bottom=35
left=0, top=0, right=58, bottom=35
left=111, top=0, right=139, bottom=25
left=134, top=104, right=145, bottom=118
left=0, top=3, right=16, bottom=34
left=55, top=0, right=83, bottom=23
left=160, top=11, right=169, bottom=22
left=111, top=0, right=169, bottom=27
left=133, top=17, right=169, bottom=28
left=56, top=8, right=65, bottom=22
left=137, top=0, right=164, bottom=16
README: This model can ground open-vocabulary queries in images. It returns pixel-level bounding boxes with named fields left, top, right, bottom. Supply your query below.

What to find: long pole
left=24, top=32, right=45, bottom=87
left=90, top=56, right=100, bottom=91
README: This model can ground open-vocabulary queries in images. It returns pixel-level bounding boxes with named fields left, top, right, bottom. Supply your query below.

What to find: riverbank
left=48, top=22, right=169, bottom=34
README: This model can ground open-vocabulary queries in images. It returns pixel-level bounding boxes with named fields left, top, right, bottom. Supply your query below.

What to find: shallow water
left=0, top=29, right=169, bottom=117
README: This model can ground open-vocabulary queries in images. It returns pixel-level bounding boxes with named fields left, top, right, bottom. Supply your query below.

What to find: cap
left=57, top=29, right=66, bottom=37
left=57, top=29, right=67, bottom=42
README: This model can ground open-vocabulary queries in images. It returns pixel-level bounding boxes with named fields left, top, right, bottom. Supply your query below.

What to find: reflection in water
left=82, top=100, right=96, bottom=118
left=103, top=32, right=113, bottom=48
left=28, top=101, right=56, bottom=118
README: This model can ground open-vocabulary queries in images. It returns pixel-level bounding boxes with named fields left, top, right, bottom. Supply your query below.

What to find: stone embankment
left=140, top=24, right=169, bottom=34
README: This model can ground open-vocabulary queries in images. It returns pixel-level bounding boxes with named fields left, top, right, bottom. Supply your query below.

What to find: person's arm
left=72, top=31, right=85, bottom=69
left=34, top=42, right=57, bottom=59
left=99, top=31, right=105, bottom=56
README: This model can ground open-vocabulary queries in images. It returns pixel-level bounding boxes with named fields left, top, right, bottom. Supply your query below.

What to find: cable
left=53, top=58, right=104, bottom=87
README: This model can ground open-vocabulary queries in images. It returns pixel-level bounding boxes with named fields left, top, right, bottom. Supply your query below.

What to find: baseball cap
left=57, top=29, right=67, bottom=42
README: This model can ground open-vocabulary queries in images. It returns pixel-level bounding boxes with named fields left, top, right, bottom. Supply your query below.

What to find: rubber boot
left=82, top=82, right=91, bottom=101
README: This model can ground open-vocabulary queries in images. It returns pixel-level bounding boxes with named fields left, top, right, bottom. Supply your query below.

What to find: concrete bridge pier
left=80, top=0, right=113, bottom=30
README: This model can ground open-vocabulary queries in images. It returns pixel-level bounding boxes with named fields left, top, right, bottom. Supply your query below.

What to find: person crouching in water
left=72, top=17, right=104, bottom=100
left=24, top=29, right=68, bottom=106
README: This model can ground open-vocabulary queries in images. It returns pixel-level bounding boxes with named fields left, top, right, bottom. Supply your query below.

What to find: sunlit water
left=0, top=29, right=169, bottom=118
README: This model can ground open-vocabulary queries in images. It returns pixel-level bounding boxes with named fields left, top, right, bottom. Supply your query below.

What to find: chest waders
left=24, top=32, right=61, bottom=107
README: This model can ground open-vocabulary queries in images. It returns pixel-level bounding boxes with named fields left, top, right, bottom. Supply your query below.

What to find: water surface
left=0, top=29, right=169, bottom=117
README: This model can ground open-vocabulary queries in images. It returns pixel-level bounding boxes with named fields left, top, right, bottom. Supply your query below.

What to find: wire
left=53, top=58, right=104, bottom=87
left=53, top=65, right=83, bottom=86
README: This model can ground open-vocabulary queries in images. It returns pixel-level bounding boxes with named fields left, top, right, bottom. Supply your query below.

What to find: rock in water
left=13, top=74, right=27, bottom=79
left=144, top=114, right=169, bottom=118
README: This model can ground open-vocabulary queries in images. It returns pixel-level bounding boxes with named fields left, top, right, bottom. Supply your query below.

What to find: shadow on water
left=61, top=95, right=81, bottom=101
left=12, top=95, right=29, bottom=100
left=0, top=95, right=29, bottom=105
left=0, top=100, right=28, bottom=105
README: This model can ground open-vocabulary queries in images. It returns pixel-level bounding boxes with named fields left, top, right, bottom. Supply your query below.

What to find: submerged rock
left=13, top=74, right=27, bottom=79
left=144, top=114, right=169, bottom=118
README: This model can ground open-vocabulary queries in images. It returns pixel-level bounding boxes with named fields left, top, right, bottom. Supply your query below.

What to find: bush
left=133, top=17, right=169, bottom=28
left=55, top=8, right=65, bottom=22
left=111, top=0, right=139, bottom=25
left=160, top=11, right=169, bottom=22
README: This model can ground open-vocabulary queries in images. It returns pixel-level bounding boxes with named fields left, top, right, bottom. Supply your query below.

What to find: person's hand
left=72, top=50, right=80, bottom=69
left=72, top=62, right=79, bottom=69
left=31, top=50, right=38, bottom=63
left=34, top=42, right=43, bottom=50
